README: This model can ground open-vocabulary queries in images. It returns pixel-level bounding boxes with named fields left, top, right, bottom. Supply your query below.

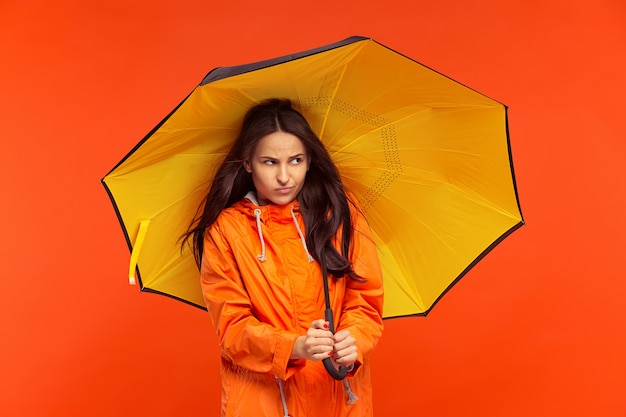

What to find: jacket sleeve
left=200, top=220, right=303, bottom=380
left=336, top=199, right=385, bottom=372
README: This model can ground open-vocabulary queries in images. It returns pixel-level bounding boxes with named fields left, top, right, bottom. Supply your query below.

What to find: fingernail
left=328, top=351, right=333, bottom=356
left=323, top=322, right=330, bottom=329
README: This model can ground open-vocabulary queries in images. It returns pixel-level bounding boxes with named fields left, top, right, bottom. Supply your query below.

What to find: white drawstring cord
left=290, top=205, right=313, bottom=263
left=254, top=208, right=266, bottom=262
left=253, top=204, right=312, bottom=265
left=276, top=377, right=290, bottom=417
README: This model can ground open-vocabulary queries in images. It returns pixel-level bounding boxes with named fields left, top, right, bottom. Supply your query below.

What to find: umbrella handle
left=322, top=308, right=347, bottom=380
left=322, top=358, right=347, bottom=380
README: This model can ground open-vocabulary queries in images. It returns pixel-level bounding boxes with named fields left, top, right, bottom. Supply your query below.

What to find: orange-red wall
left=1, top=1, right=625, bottom=416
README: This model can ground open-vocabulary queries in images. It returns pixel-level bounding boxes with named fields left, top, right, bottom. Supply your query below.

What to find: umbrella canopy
left=101, top=36, right=523, bottom=318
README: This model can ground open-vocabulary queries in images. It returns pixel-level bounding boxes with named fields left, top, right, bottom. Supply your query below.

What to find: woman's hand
left=331, top=330, right=357, bottom=368
left=291, top=319, right=334, bottom=362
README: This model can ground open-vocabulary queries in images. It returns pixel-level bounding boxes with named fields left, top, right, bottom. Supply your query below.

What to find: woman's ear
left=243, top=160, right=252, bottom=173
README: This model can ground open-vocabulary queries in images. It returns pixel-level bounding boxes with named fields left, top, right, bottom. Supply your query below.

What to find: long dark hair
left=182, top=98, right=361, bottom=280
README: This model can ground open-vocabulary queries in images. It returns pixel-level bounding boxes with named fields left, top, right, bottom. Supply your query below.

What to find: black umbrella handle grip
left=323, top=308, right=347, bottom=380
left=323, top=357, right=347, bottom=380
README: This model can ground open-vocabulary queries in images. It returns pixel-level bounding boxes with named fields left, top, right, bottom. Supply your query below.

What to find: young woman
left=184, top=99, right=384, bottom=416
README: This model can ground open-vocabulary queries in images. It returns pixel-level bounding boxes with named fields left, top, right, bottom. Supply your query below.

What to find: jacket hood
left=235, top=191, right=313, bottom=264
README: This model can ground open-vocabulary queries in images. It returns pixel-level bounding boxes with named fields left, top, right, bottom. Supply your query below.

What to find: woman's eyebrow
left=258, top=153, right=305, bottom=159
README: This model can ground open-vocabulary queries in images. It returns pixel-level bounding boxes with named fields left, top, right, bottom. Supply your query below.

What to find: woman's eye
left=263, top=160, right=276, bottom=165
left=291, top=157, right=302, bottom=164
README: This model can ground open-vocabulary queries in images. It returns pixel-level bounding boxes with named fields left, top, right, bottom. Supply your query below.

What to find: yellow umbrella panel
left=101, top=36, right=524, bottom=317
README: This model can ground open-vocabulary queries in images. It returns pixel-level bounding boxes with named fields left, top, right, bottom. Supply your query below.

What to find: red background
left=1, top=1, right=625, bottom=416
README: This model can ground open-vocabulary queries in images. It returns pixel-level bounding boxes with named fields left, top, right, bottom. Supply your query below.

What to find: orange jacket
left=200, top=193, right=384, bottom=417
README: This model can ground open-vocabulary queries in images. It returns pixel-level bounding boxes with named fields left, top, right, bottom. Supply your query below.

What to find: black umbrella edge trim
left=99, top=91, right=195, bottom=179
left=140, top=287, right=208, bottom=310
left=383, top=219, right=525, bottom=320
left=100, top=180, right=208, bottom=310
left=98, top=81, right=200, bottom=286
left=370, top=39, right=508, bottom=106
left=385, top=106, right=526, bottom=319
left=100, top=179, right=147, bottom=290
left=503, top=105, right=525, bottom=221
left=199, top=36, right=370, bottom=86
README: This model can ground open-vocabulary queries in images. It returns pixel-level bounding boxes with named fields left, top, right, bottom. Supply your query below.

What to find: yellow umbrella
left=101, top=36, right=523, bottom=318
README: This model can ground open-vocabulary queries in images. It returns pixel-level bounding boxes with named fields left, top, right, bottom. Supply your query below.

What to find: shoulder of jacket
left=216, top=205, right=247, bottom=224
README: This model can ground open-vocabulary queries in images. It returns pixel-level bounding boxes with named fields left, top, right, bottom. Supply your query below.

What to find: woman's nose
left=276, top=165, right=289, bottom=184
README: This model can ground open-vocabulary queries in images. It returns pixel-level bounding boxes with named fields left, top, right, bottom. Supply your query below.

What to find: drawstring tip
left=346, top=390, right=359, bottom=405
left=254, top=209, right=267, bottom=263
left=343, top=379, right=359, bottom=405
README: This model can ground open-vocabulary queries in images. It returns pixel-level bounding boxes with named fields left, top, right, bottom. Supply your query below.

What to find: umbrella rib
left=320, top=63, right=350, bottom=140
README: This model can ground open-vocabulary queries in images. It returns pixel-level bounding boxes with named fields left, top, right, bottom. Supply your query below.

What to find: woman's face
left=244, top=131, right=310, bottom=206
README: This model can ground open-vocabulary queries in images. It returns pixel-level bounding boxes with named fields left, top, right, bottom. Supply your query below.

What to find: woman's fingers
left=310, top=318, right=330, bottom=330
left=333, top=345, right=357, bottom=365
left=303, top=319, right=334, bottom=361
left=332, top=330, right=357, bottom=365
left=332, top=330, right=354, bottom=347
left=300, top=322, right=358, bottom=364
